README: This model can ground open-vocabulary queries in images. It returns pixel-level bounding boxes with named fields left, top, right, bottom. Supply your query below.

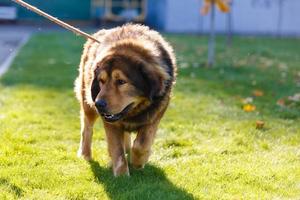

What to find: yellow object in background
left=243, top=104, right=256, bottom=112
left=201, top=0, right=231, bottom=15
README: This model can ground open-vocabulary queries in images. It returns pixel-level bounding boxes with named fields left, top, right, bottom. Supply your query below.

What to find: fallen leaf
left=241, top=97, right=253, bottom=104
left=256, top=120, right=265, bottom=129
left=277, top=99, right=285, bottom=107
left=252, top=89, right=264, bottom=97
left=243, top=104, right=256, bottom=112
left=259, top=57, right=274, bottom=68
left=278, top=62, right=288, bottom=71
left=288, top=93, right=300, bottom=102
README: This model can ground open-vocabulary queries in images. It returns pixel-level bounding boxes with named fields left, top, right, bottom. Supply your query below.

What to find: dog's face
left=91, top=55, right=168, bottom=123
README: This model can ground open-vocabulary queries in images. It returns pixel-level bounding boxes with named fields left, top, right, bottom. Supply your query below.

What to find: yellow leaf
left=243, top=104, right=256, bottom=112
left=200, top=0, right=231, bottom=15
left=216, top=0, right=230, bottom=13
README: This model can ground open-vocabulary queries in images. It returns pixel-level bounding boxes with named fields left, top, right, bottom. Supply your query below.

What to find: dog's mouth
left=100, top=103, right=134, bottom=122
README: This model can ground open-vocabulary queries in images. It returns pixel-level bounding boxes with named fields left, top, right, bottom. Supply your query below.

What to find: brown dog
left=74, top=24, right=176, bottom=176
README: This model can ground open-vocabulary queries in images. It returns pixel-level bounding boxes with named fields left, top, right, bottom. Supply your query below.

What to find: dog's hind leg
left=77, top=104, right=98, bottom=161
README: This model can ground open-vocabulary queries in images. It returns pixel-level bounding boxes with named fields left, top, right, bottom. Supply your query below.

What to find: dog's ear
left=140, top=64, right=170, bottom=101
left=91, top=77, right=100, bottom=102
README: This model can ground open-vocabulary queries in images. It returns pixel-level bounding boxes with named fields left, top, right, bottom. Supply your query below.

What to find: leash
left=11, top=0, right=101, bottom=44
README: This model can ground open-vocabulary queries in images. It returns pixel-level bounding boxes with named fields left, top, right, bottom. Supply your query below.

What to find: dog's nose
left=95, top=99, right=107, bottom=109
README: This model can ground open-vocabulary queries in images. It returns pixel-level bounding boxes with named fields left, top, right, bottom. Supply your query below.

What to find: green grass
left=0, top=33, right=300, bottom=199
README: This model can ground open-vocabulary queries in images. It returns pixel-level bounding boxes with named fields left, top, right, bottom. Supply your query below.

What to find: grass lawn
left=0, top=33, right=300, bottom=199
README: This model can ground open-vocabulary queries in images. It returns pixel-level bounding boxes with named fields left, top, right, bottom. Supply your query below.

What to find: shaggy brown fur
left=74, top=24, right=176, bottom=176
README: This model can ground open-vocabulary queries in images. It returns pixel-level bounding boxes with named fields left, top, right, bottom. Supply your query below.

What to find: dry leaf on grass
left=277, top=94, right=300, bottom=108
left=252, top=89, right=264, bottom=97
left=256, top=120, right=265, bottom=129
left=277, top=99, right=285, bottom=107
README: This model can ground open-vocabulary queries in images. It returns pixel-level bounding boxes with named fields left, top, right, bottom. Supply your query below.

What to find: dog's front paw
left=130, top=146, right=150, bottom=169
left=113, top=157, right=130, bottom=177
left=131, top=163, right=145, bottom=170
left=77, top=149, right=92, bottom=161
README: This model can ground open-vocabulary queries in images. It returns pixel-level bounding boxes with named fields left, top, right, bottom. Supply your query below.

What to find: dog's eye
left=116, top=79, right=126, bottom=85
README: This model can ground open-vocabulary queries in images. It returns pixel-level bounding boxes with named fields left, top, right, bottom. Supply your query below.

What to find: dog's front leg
left=124, top=132, right=131, bottom=154
left=77, top=107, right=97, bottom=161
left=104, top=123, right=129, bottom=176
left=131, top=121, right=159, bottom=169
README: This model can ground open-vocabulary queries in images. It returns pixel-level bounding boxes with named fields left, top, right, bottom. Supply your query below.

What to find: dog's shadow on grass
left=89, top=160, right=194, bottom=200
left=0, top=178, right=23, bottom=198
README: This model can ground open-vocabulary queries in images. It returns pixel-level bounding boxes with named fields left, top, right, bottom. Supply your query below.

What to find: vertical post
left=124, top=0, right=129, bottom=9
left=142, top=0, right=147, bottom=20
left=226, top=0, right=233, bottom=47
left=208, top=0, right=215, bottom=67
left=277, top=0, right=284, bottom=38
left=107, top=0, right=112, bottom=17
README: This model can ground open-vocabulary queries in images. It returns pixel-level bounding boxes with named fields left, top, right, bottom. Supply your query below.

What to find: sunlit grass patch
left=0, top=33, right=299, bottom=199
